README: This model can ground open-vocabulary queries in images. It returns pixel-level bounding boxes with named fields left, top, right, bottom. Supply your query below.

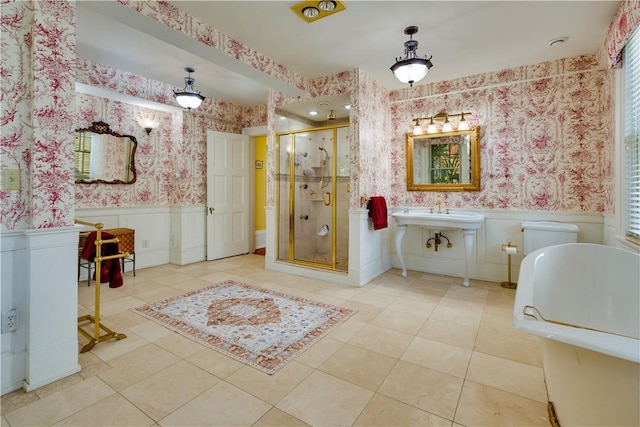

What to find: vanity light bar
left=413, top=112, right=472, bottom=135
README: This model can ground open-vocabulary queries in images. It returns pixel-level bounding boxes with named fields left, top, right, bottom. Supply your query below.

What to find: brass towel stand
left=75, top=219, right=128, bottom=353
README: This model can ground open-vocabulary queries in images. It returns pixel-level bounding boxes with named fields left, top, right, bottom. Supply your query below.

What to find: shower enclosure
left=277, top=124, right=350, bottom=271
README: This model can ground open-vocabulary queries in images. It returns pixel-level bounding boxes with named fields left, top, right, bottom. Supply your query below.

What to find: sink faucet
left=436, top=199, right=442, bottom=214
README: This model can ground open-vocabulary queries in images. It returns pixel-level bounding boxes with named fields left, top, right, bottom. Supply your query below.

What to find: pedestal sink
left=392, top=210, right=485, bottom=286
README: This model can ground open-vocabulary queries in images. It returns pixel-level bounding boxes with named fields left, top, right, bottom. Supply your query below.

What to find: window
left=624, top=27, right=640, bottom=244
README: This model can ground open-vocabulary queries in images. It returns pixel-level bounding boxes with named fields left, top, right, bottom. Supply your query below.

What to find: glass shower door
left=276, top=124, right=349, bottom=272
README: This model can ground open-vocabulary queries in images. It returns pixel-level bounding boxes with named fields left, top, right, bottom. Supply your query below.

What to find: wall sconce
left=412, top=112, right=472, bottom=135
left=173, top=67, right=205, bottom=110
left=390, top=26, right=433, bottom=88
left=137, top=118, right=160, bottom=135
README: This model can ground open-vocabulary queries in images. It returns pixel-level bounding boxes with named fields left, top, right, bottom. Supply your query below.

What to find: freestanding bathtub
left=513, top=243, right=640, bottom=426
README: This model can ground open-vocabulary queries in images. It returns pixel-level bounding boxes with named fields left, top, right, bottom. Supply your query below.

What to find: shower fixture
left=318, top=146, right=329, bottom=160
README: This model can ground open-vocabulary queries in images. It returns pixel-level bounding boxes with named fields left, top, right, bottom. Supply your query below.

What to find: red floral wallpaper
left=389, top=54, right=612, bottom=213
left=1, top=0, right=76, bottom=230
left=602, top=0, right=640, bottom=67
left=2, top=0, right=636, bottom=230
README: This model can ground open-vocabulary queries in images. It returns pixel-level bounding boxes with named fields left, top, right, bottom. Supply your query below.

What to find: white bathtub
left=513, top=243, right=640, bottom=426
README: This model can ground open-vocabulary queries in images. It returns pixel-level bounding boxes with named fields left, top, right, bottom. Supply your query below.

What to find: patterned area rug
left=131, top=280, right=355, bottom=374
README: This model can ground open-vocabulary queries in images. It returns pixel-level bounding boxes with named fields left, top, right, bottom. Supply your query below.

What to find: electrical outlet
left=2, top=309, right=17, bottom=333
left=142, top=239, right=149, bottom=248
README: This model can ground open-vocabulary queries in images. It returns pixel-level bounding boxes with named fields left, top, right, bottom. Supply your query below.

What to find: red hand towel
left=81, top=231, right=123, bottom=288
left=367, top=196, right=388, bottom=230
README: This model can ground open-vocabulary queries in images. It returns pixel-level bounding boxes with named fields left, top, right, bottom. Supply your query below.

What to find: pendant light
left=173, top=67, right=205, bottom=110
left=390, top=26, right=433, bottom=88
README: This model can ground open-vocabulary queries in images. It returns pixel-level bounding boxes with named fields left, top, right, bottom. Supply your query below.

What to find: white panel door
left=206, top=130, right=250, bottom=260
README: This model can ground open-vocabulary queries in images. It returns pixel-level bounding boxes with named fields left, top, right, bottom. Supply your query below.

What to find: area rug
left=131, top=280, right=355, bottom=374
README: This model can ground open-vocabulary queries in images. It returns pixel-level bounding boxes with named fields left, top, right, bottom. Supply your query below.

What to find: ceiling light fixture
left=318, top=0, right=336, bottom=11
left=390, top=26, right=433, bottom=88
left=328, top=110, right=336, bottom=120
left=173, top=67, right=205, bottom=110
left=291, top=1, right=346, bottom=23
left=302, top=6, right=319, bottom=18
left=412, top=112, right=472, bottom=135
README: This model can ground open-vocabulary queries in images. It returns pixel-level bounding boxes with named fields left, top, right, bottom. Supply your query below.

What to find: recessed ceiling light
left=309, top=111, right=318, bottom=116
left=318, top=1, right=336, bottom=12
left=291, top=1, right=347, bottom=23
left=344, top=104, right=351, bottom=110
left=302, top=6, right=319, bottom=18
left=548, top=37, right=568, bottom=47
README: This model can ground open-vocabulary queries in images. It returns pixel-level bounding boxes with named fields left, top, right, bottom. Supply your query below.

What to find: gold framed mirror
left=406, top=127, right=480, bottom=191
left=75, top=121, right=137, bottom=184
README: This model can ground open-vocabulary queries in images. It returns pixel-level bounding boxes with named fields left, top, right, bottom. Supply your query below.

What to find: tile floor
left=2, top=255, right=550, bottom=426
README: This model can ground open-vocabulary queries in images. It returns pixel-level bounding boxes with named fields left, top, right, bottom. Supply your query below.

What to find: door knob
left=209, top=207, right=215, bottom=214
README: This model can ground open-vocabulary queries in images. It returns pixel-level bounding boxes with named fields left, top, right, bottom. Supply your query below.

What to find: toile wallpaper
left=2, top=0, right=638, bottom=231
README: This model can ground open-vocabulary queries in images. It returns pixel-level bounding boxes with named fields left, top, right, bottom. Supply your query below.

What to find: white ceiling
left=76, top=1, right=620, bottom=118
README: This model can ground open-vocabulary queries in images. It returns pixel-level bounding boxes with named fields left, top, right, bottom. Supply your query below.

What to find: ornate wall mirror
left=406, top=127, right=480, bottom=191
left=75, top=121, right=137, bottom=184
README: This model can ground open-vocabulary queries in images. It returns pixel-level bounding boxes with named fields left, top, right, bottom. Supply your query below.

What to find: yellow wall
left=254, top=136, right=267, bottom=230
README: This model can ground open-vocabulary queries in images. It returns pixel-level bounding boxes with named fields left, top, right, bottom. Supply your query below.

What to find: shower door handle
left=323, top=192, right=331, bottom=206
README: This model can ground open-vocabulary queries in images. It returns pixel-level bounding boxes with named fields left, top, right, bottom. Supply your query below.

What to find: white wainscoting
left=266, top=206, right=604, bottom=287
left=255, top=230, right=266, bottom=250
left=389, top=208, right=604, bottom=284
left=170, top=205, right=207, bottom=265
left=74, top=205, right=208, bottom=275
left=1, top=227, right=81, bottom=394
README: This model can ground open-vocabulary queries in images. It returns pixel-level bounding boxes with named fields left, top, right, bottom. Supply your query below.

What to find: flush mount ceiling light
left=291, top=0, right=346, bottom=23
left=173, top=67, right=205, bottom=110
left=390, top=26, right=433, bottom=88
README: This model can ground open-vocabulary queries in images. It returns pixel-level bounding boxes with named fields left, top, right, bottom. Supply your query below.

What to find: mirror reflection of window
left=74, top=121, right=137, bottom=184
left=75, top=131, right=92, bottom=180
left=406, top=127, right=480, bottom=191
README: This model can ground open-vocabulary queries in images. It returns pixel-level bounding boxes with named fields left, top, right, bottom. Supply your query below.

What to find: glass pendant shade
left=457, top=113, right=469, bottom=130
left=174, top=92, right=204, bottom=109
left=391, top=26, right=433, bottom=87
left=391, top=58, right=431, bottom=85
left=427, top=119, right=437, bottom=134
left=173, top=67, right=205, bottom=110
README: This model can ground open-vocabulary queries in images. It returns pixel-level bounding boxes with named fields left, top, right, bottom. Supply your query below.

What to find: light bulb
left=427, top=118, right=437, bottom=133
left=318, top=0, right=336, bottom=11
left=458, top=112, right=469, bottom=130
left=302, top=6, right=319, bottom=18
left=442, top=116, right=453, bottom=132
